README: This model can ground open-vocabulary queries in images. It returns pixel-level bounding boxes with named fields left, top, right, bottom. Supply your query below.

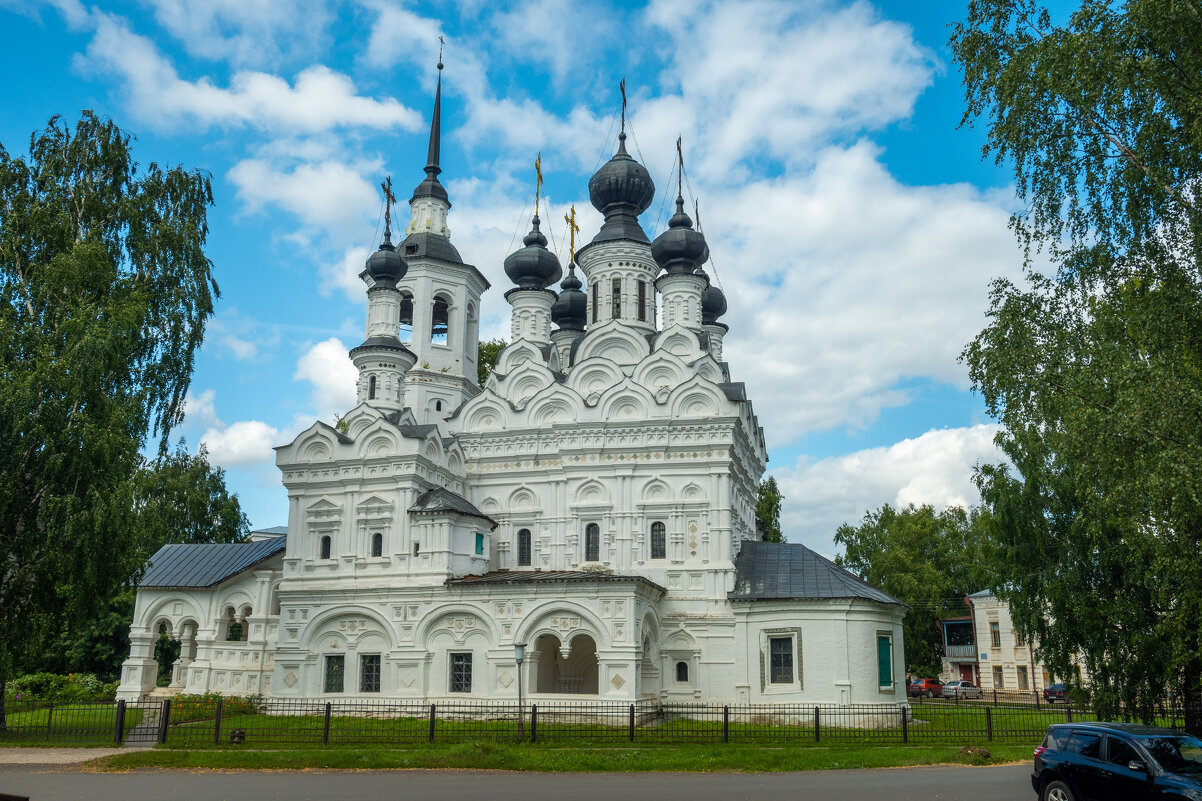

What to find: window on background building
left=431, top=296, right=449, bottom=344
left=1017, top=665, right=1029, bottom=690
left=370, top=533, right=383, bottom=557
left=325, top=655, right=344, bottom=693
left=450, top=653, right=472, bottom=693
left=368, top=375, right=376, bottom=400
left=650, top=522, right=666, bottom=559
left=637, top=280, right=647, bottom=321
left=769, top=636, right=793, bottom=684
left=676, top=661, right=689, bottom=683
left=1043, top=669, right=1052, bottom=688
left=517, top=529, right=531, bottom=566
left=475, top=532, right=485, bottom=555
left=320, top=536, right=332, bottom=560
left=1015, top=628, right=1026, bottom=647
left=993, top=666, right=1004, bottom=688
left=399, top=292, right=414, bottom=342
left=877, top=634, right=894, bottom=688
left=585, top=523, right=600, bottom=562
left=360, top=654, right=381, bottom=693
left=990, top=621, right=1001, bottom=648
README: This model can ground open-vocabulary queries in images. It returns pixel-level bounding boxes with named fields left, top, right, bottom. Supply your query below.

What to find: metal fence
left=0, top=696, right=1187, bottom=747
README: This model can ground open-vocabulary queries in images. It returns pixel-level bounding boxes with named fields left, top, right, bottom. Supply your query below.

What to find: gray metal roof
left=447, top=570, right=665, bottom=595
left=139, top=538, right=285, bottom=589
left=730, top=541, right=902, bottom=605
left=409, top=487, right=497, bottom=530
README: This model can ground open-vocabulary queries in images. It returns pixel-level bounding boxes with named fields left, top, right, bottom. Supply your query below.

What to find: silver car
left=943, top=680, right=983, bottom=699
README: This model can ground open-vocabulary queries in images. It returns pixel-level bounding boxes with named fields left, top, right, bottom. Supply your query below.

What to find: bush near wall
left=170, top=694, right=261, bottom=724
left=3, top=673, right=117, bottom=702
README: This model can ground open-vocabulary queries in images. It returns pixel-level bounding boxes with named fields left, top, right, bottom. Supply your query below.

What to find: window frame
left=637, top=280, right=647, bottom=321
left=768, top=636, right=795, bottom=685
left=449, top=652, right=473, bottom=694
left=475, top=532, right=485, bottom=555
left=993, top=665, right=1004, bottom=689
left=989, top=621, right=1001, bottom=648
left=324, top=654, right=345, bottom=693
left=370, top=532, right=383, bottom=558
left=876, top=633, right=895, bottom=690
left=650, top=521, right=666, bottom=560
left=360, top=654, right=381, bottom=693
left=517, top=528, right=532, bottom=567
left=319, top=535, right=332, bottom=560
left=584, top=522, right=601, bottom=563
left=611, top=277, right=622, bottom=319
left=1017, top=665, right=1030, bottom=690
left=675, top=661, right=689, bottom=683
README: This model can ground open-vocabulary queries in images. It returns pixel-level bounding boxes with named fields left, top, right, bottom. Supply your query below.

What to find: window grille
left=325, top=655, right=345, bottom=693
left=517, top=529, right=532, bottom=566
left=360, top=654, right=381, bottom=693
left=676, top=661, right=689, bottom=683
left=650, top=522, right=666, bottom=559
left=450, top=653, right=472, bottom=693
left=585, top=523, right=600, bottom=562
left=611, top=277, right=622, bottom=318
left=769, top=637, right=793, bottom=684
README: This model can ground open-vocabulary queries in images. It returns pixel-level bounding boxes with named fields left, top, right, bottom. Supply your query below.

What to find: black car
left=1044, top=683, right=1068, bottom=704
left=1032, top=721, right=1202, bottom=800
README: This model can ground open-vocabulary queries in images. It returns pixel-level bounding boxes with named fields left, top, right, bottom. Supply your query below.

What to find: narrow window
left=517, top=528, right=532, bottom=566
left=325, top=654, right=345, bottom=693
left=435, top=400, right=443, bottom=412
left=413, top=542, right=420, bottom=557
left=371, top=533, right=383, bottom=558
left=320, top=535, right=331, bottom=560
left=399, top=291, right=414, bottom=343
left=585, top=523, right=600, bottom=562
left=450, top=652, right=472, bottom=693
left=877, top=635, right=893, bottom=687
left=1017, top=665, right=1029, bottom=690
left=431, top=296, right=449, bottom=344
left=990, top=621, right=1001, bottom=648
left=360, top=654, right=381, bottom=693
left=637, top=280, right=647, bottom=321
left=650, top=522, right=666, bottom=560
left=475, top=532, right=485, bottom=555
left=769, top=636, right=793, bottom=684
left=676, top=661, right=689, bottom=683
left=368, top=375, right=376, bottom=400
left=611, top=277, right=621, bottom=318
left=1015, top=628, right=1026, bottom=647
left=592, top=281, right=598, bottom=322
left=993, top=666, right=1004, bottom=688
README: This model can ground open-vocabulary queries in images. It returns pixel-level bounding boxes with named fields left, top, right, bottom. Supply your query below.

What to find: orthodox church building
left=117, top=69, right=906, bottom=708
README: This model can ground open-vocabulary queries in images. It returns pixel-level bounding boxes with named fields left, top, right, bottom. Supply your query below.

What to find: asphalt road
left=0, top=764, right=1036, bottom=801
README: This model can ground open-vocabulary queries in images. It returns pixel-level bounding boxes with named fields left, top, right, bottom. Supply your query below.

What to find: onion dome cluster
left=504, top=215, right=563, bottom=289
left=588, top=133, right=655, bottom=243
left=550, top=262, right=588, bottom=330
left=697, top=267, right=728, bottom=325
left=651, top=195, right=709, bottom=275
left=364, top=234, right=407, bottom=287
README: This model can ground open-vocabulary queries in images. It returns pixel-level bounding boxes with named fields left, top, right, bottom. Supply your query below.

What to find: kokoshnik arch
left=117, top=65, right=907, bottom=708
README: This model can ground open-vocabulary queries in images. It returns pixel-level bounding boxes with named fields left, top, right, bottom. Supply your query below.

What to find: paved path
left=0, top=748, right=127, bottom=765
left=0, top=764, right=1036, bottom=801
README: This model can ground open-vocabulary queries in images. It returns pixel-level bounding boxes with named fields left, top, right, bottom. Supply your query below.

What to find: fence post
left=113, top=699, right=126, bottom=745
left=901, top=707, right=908, bottom=743
left=628, top=704, right=635, bottom=742
left=45, top=702, right=54, bottom=740
left=985, top=707, right=993, bottom=742
left=1036, top=690, right=1041, bottom=710
left=322, top=702, right=331, bottom=745
left=157, top=699, right=171, bottom=744
left=530, top=704, right=537, bottom=743
left=814, top=706, right=820, bottom=743
left=213, top=699, right=223, bottom=745
left=428, top=704, right=436, bottom=743
left=723, top=705, right=730, bottom=744
left=1067, top=703, right=1073, bottom=723
left=993, top=689, right=997, bottom=706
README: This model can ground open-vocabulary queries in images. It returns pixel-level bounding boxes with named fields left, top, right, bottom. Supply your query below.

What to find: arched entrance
left=532, top=632, right=599, bottom=694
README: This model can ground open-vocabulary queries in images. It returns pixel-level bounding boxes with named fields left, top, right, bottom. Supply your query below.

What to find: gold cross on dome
left=565, top=205, right=580, bottom=263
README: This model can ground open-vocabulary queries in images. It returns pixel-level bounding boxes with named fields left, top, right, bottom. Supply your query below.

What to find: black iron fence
left=0, top=696, right=1187, bottom=747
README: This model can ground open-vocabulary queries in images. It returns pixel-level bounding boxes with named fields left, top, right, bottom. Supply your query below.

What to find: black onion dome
left=587, top=133, right=655, bottom=243
left=365, top=236, right=407, bottom=286
left=652, top=196, right=709, bottom=275
left=698, top=268, right=728, bottom=324
left=551, top=262, right=587, bottom=330
left=504, top=215, right=563, bottom=289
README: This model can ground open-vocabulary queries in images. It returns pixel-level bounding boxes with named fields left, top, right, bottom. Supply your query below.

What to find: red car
left=907, top=678, right=944, bottom=698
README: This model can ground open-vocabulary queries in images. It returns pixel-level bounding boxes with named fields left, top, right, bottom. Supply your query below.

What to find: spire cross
left=565, top=205, right=580, bottom=262
left=676, top=136, right=684, bottom=201
left=438, top=35, right=444, bottom=65
left=535, top=152, right=544, bottom=213
left=381, top=176, right=396, bottom=240
left=620, top=77, right=627, bottom=133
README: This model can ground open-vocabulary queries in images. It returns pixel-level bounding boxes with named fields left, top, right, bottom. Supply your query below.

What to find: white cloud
left=77, top=13, right=421, bottom=134
left=201, top=419, right=282, bottom=467
left=774, top=424, right=1005, bottom=555
left=294, top=337, right=358, bottom=417
left=227, top=156, right=382, bottom=239
left=182, top=388, right=222, bottom=431
left=143, top=0, right=331, bottom=68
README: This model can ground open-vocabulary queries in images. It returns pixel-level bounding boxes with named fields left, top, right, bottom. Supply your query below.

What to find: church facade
left=117, top=71, right=906, bottom=708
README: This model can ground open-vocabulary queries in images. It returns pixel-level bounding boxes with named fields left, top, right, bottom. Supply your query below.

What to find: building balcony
left=944, top=645, right=976, bottom=660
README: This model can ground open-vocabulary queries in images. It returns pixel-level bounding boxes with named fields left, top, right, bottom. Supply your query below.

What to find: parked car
left=943, top=680, right=983, bottom=699
left=1032, top=721, right=1202, bottom=800
left=907, top=678, right=944, bottom=698
left=1044, top=683, right=1067, bottom=704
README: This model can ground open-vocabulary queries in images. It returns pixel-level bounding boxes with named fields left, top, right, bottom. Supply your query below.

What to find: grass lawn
left=88, top=740, right=1038, bottom=772
left=0, top=706, right=143, bottom=746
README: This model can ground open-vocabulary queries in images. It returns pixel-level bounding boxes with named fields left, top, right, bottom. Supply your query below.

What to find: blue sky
left=1, top=0, right=1025, bottom=555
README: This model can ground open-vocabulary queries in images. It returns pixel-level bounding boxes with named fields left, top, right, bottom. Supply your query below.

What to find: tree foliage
left=0, top=113, right=217, bottom=706
left=952, top=0, right=1202, bottom=722
left=134, top=443, right=249, bottom=551
left=755, top=477, right=784, bottom=542
left=477, top=338, right=506, bottom=386
left=835, top=504, right=995, bottom=675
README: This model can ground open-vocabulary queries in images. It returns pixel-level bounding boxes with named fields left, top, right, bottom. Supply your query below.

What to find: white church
left=116, top=69, right=907, bottom=708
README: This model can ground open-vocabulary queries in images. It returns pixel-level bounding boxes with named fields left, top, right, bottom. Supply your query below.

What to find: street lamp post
left=514, top=642, right=527, bottom=739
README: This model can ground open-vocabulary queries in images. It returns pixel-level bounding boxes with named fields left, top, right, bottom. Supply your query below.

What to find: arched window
left=585, top=523, right=600, bottom=562
left=371, top=532, right=383, bottom=558
left=368, top=375, right=376, bottom=400
left=517, top=528, right=532, bottom=566
left=676, top=661, right=689, bottom=683
left=637, top=280, right=647, bottom=321
left=399, top=291, right=414, bottom=343
left=320, top=535, right=331, bottom=560
left=435, top=400, right=442, bottom=412
left=431, top=295, right=449, bottom=344
left=650, top=522, right=666, bottom=560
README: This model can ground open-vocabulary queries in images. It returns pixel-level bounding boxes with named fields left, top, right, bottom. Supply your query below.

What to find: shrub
left=170, top=693, right=261, bottom=723
left=4, top=672, right=117, bottom=702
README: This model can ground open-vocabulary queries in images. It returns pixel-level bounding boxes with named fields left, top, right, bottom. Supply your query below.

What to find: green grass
left=0, top=706, right=143, bottom=745
left=87, top=741, right=1038, bottom=772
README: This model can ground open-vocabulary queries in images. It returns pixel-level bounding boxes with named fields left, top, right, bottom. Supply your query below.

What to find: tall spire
left=424, top=39, right=444, bottom=180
